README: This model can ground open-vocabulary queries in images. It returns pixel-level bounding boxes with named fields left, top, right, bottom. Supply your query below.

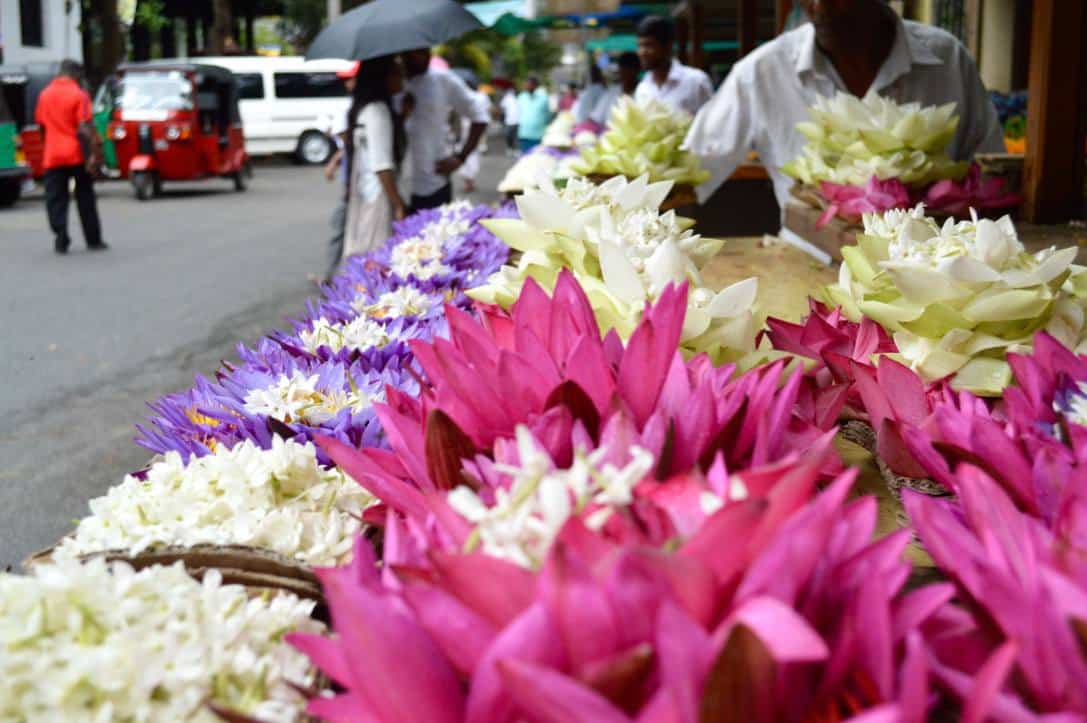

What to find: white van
left=199, top=56, right=353, bottom=164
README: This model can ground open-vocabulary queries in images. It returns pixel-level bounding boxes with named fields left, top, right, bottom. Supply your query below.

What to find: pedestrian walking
left=342, top=55, right=409, bottom=259
left=36, top=60, right=106, bottom=254
left=321, top=62, right=359, bottom=281
left=400, top=48, right=489, bottom=211
left=500, top=87, right=519, bottom=156
left=516, top=76, right=551, bottom=153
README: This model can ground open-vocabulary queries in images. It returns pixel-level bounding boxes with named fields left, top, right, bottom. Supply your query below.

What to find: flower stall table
left=700, top=236, right=936, bottom=570
left=700, top=235, right=836, bottom=322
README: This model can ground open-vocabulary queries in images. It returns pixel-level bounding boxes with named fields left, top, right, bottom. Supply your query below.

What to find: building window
left=19, top=0, right=45, bottom=48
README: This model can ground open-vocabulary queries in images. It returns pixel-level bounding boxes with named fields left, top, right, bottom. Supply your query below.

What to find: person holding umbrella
left=342, top=55, right=410, bottom=259
left=400, top=48, right=489, bottom=211
left=305, top=0, right=488, bottom=210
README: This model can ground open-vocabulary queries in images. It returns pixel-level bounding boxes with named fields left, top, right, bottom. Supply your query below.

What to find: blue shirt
left=517, top=89, right=552, bottom=141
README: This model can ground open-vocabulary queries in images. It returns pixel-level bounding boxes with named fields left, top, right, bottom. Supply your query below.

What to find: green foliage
left=134, top=0, right=167, bottom=32
left=279, top=0, right=327, bottom=51
left=440, top=28, right=561, bottom=84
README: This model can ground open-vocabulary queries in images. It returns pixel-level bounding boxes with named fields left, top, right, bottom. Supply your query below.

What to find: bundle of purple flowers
left=135, top=203, right=510, bottom=465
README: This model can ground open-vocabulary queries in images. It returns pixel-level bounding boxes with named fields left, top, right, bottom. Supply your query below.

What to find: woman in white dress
left=343, top=55, right=408, bottom=259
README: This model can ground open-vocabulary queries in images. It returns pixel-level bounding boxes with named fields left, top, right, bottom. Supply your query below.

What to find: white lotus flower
left=473, top=174, right=755, bottom=362
left=58, top=437, right=373, bottom=566
left=572, top=97, right=710, bottom=185
left=782, top=90, right=968, bottom=187
left=0, top=559, right=321, bottom=722
left=541, top=111, right=577, bottom=148
left=448, top=426, right=654, bottom=569
left=826, top=204, right=1087, bottom=394
left=243, top=370, right=375, bottom=425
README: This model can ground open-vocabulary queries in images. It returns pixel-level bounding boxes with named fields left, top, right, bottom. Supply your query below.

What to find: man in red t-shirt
left=35, top=60, right=107, bottom=254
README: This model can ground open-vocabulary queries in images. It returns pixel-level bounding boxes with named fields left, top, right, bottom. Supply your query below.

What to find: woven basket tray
left=24, top=543, right=331, bottom=722
left=25, top=543, right=325, bottom=603
left=838, top=420, right=953, bottom=529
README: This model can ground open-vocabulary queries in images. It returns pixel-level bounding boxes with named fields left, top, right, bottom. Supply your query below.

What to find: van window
left=273, top=72, right=346, bottom=99
left=236, top=73, right=265, bottom=100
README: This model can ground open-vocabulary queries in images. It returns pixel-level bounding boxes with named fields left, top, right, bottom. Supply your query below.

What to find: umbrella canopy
left=306, top=0, right=482, bottom=61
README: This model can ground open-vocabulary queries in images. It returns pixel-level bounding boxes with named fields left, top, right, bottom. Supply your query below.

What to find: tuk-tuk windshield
left=116, top=71, right=193, bottom=112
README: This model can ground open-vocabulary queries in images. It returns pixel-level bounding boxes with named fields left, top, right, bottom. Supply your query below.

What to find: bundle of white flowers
left=572, top=97, right=710, bottom=185
left=471, top=175, right=759, bottom=363
left=447, top=427, right=656, bottom=569
left=0, top=558, right=322, bottom=722
left=782, top=90, right=968, bottom=188
left=826, top=205, right=1087, bottom=394
left=58, top=437, right=373, bottom=566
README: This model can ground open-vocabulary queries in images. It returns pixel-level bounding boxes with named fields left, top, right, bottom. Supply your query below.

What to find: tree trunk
left=83, top=0, right=123, bottom=86
left=209, top=0, right=233, bottom=55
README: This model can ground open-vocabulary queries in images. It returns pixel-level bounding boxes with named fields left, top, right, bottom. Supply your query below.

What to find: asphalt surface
left=0, top=147, right=509, bottom=569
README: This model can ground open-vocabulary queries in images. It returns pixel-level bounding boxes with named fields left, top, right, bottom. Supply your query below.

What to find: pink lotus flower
left=817, top=176, right=911, bottom=228
left=764, top=299, right=897, bottom=422
left=922, top=163, right=1022, bottom=219
left=317, top=271, right=841, bottom=562
left=764, top=301, right=947, bottom=476
left=901, top=333, right=1087, bottom=524
left=291, top=470, right=942, bottom=722
left=904, top=465, right=1087, bottom=719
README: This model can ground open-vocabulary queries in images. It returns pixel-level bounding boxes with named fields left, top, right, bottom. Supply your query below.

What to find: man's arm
left=682, top=68, right=757, bottom=203
left=437, top=79, right=489, bottom=175
left=955, top=46, right=1006, bottom=156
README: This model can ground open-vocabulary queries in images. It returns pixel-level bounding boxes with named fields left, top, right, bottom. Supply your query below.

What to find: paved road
left=0, top=149, right=508, bottom=569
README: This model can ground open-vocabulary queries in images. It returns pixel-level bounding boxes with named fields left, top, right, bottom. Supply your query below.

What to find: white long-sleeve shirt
left=634, top=60, right=714, bottom=117
left=404, top=69, right=490, bottom=197
left=684, top=15, right=1005, bottom=207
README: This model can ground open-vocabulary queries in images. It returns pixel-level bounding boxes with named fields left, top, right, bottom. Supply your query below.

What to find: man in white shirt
left=634, top=16, right=714, bottom=117
left=591, top=52, right=642, bottom=127
left=573, top=65, right=607, bottom=124
left=500, top=88, right=520, bottom=156
left=684, top=0, right=1005, bottom=210
left=400, top=48, right=490, bottom=210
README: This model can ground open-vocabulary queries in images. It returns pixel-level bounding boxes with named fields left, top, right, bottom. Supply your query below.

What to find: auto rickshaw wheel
left=233, top=169, right=248, bottom=192
left=0, top=181, right=21, bottom=208
left=133, top=172, right=156, bottom=201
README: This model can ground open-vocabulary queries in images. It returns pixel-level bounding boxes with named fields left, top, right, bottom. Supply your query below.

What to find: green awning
left=586, top=34, right=740, bottom=53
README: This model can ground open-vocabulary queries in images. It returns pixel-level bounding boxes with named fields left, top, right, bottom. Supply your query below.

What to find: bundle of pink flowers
left=284, top=274, right=1087, bottom=721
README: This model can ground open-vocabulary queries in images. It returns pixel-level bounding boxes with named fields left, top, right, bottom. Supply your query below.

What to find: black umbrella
left=306, top=0, right=483, bottom=61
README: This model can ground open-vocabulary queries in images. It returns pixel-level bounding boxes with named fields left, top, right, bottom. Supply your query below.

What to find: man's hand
left=435, top=155, right=463, bottom=175
left=393, top=201, right=407, bottom=221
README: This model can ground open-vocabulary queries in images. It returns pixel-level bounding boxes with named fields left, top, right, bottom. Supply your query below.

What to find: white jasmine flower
left=0, top=559, right=322, bottom=722
left=58, top=438, right=373, bottom=566
left=447, top=426, right=654, bottom=569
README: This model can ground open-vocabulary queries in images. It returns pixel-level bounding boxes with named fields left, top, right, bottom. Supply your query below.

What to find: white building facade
left=1, top=0, right=82, bottom=65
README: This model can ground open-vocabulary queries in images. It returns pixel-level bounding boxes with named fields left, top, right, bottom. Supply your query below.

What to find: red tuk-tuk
left=108, top=62, right=250, bottom=200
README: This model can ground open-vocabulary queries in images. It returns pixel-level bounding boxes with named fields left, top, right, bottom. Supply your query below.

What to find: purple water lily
left=136, top=203, right=506, bottom=466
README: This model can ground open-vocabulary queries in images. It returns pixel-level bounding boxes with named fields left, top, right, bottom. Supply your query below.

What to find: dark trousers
left=504, top=124, right=519, bottom=151
left=410, top=183, right=452, bottom=213
left=326, top=197, right=347, bottom=281
left=44, top=164, right=102, bottom=247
